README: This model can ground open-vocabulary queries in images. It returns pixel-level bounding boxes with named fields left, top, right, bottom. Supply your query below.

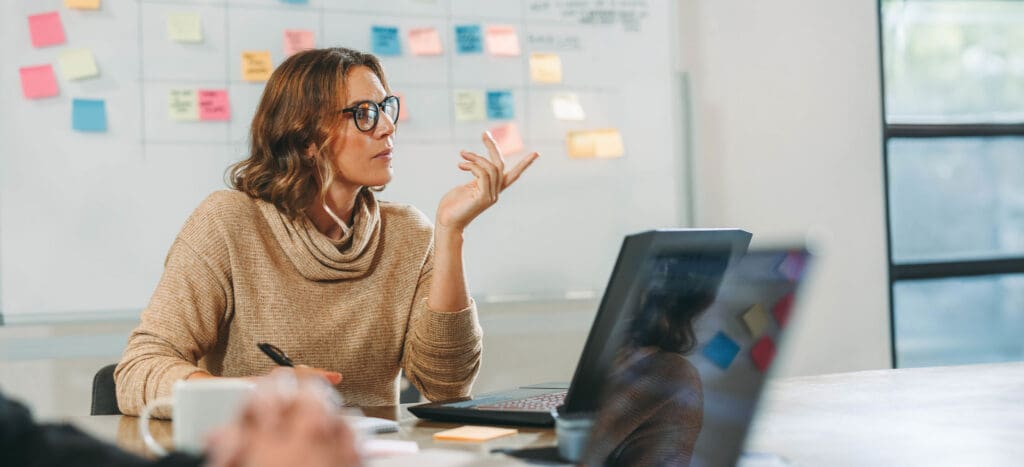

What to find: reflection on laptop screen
left=584, top=248, right=811, bottom=467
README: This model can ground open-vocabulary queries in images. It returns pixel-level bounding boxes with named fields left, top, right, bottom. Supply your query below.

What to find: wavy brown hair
left=229, top=47, right=390, bottom=219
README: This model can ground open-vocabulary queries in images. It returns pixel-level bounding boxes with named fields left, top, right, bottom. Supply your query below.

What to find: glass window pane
left=888, top=136, right=1024, bottom=263
left=882, top=1, right=1024, bottom=123
left=894, top=274, right=1024, bottom=367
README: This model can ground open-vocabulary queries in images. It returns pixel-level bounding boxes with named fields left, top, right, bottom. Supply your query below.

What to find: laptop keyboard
left=475, top=391, right=566, bottom=412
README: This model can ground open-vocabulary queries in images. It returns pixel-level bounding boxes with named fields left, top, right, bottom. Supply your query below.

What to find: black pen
left=258, top=342, right=295, bottom=367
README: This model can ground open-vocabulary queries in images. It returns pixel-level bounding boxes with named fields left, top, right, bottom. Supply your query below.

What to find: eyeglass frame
left=340, top=95, right=400, bottom=132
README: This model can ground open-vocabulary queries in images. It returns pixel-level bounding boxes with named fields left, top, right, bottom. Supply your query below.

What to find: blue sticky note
left=455, top=24, right=482, bottom=54
left=486, top=90, right=514, bottom=120
left=372, top=26, right=401, bottom=56
left=72, top=98, right=107, bottom=132
left=702, top=331, right=740, bottom=370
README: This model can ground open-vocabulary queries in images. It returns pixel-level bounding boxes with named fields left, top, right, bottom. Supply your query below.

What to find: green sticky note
left=167, top=12, right=202, bottom=43
left=453, top=90, right=486, bottom=121
left=58, top=48, right=99, bottom=81
left=168, top=89, right=199, bottom=121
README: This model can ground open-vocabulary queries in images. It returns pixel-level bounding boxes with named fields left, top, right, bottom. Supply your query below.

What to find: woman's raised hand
left=435, top=131, right=539, bottom=232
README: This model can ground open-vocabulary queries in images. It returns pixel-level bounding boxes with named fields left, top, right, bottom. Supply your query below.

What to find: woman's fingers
left=459, top=158, right=495, bottom=202
left=460, top=151, right=499, bottom=198
left=502, top=152, right=540, bottom=190
left=481, top=131, right=505, bottom=173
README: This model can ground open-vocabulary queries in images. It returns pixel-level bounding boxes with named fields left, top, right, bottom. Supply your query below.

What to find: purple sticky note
left=28, top=12, right=66, bottom=48
left=702, top=331, right=740, bottom=370
left=19, top=65, right=59, bottom=99
left=750, top=336, right=777, bottom=373
left=198, top=89, right=230, bottom=121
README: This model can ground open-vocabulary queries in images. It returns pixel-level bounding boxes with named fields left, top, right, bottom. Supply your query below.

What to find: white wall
left=678, top=0, right=892, bottom=376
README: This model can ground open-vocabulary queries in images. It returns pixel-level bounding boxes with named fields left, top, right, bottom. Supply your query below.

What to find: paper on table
left=372, top=26, right=402, bottom=56
left=454, top=24, right=482, bottom=54
left=432, top=425, right=518, bottom=442
left=241, top=51, right=273, bottom=82
left=407, top=27, right=443, bottom=56
left=167, top=12, right=202, bottom=43
left=343, top=414, right=398, bottom=434
left=453, top=90, right=486, bottom=121
left=368, top=449, right=477, bottom=467
left=529, top=53, right=562, bottom=83
left=362, top=439, right=419, bottom=458
left=551, top=93, right=585, bottom=121
left=489, top=123, right=524, bottom=155
left=72, top=98, right=107, bottom=132
left=283, top=29, right=314, bottom=57
left=741, top=304, right=771, bottom=339
left=65, top=0, right=100, bottom=10
left=57, top=48, right=99, bottom=81
left=198, top=89, right=230, bottom=121
left=168, top=89, right=199, bottom=121
left=28, top=12, right=66, bottom=48
left=484, top=25, right=520, bottom=56
left=19, top=65, right=59, bottom=99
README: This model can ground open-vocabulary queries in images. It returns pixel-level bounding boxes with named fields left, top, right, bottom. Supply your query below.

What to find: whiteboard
left=0, top=0, right=686, bottom=320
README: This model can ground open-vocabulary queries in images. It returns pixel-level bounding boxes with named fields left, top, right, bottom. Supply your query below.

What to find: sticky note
left=750, top=336, right=777, bottom=373
left=58, top=48, right=100, bottom=81
left=741, top=304, right=771, bottom=339
left=241, top=51, right=273, bottom=82
left=65, top=0, right=101, bottom=10
left=454, top=24, right=482, bottom=54
left=489, top=123, right=524, bottom=155
left=777, top=252, right=806, bottom=281
left=167, top=13, right=202, bottom=43
left=485, top=25, right=520, bottom=56
left=702, top=331, right=740, bottom=370
left=283, top=29, right=314, bottom=57
left=433, top=426, right=518, bottom=442
left=529, top=53, right=562, bottom=83
left=567, top=129, right=624, bottom=159
left=198, top=89, right=230, bottom=121
left=486, top=90, right=514, bottom=120
left=453, top=90, right=486, bottom=121
left=28, top=12, right=66, bottom=48
left=394, top=92, right=409, bottom=122
left=72, top=99, right=107, bottom=132
left=408, top=27, right=443, bottom=56
left=372, top=26, right=401, bottom=56
left=168, top=89, right=199, bottom=121
left=19, top=65, right=59, bottom=99
left=551, top=93, right=585, bottom=121
left=772, top=293, right=794, bottom=328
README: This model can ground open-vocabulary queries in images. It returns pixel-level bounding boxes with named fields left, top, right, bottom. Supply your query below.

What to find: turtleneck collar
left=258, top=189, right=381, bottom=281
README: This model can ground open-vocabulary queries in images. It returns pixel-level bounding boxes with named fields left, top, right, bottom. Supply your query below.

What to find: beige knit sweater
left=114, top=190, right=482, bottom=417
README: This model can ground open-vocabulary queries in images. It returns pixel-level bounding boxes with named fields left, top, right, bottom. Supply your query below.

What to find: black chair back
left=91, top=363, right=121, bottom=415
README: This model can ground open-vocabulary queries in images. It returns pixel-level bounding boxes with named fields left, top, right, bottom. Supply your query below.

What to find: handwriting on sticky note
left=65, top=0, right=101, bottom=10
left=241, top=51, right=273, bottom=82
left=28, top=12, right=66, bottom=48
left=551, top=93, right=585, bottom=121
left=486, top=90, right=514, bottom=120
left=283, top=29, right=314, bottom=57
left=198, top=89, right=230, bottom=121
left=741, top=304, right=771, bottom=339
left=567, top=129, right=624, bottom=159
left=484, top=25, right=520, bottom=56
left=72, top=98, right=107, bottom=132
left=167, top=13, right=203, bottom=43
left=453, top=90, right=486, bottom=121
left=408, top=27, right=443, bottom=56
left=454, top=24, right=482, bottom=54
left=19, top=65, right=59, bottom=99
left=489, top=123, right=524, bottom=155
left=371, top=26, right=401, bottom=56
left=58, top=48, right=100, bottom=81
left=168, top=89, right=199, bottom=121
left=433, top=426, right=518, bottom=442
left=530, top=53, right=562, bottom=83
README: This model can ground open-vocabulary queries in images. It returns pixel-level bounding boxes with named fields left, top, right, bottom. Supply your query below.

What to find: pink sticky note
left=750, top=336, right=777, bottom=373
left=772, top=293, right=794, bottom=328
left=484, top=25, right=520, bottom=56
left=395, top=92, right=409, bottom=122
left=19, top=65, right=59, bottom=99
left=489, top=123, right=524, bottom=155
left=198, top=89, right=230, bottom=121
left=283, top=29, right=315, bottom=57
left=407, top=27, right=443, bottom=56
left=28, top=12, right=66, bottom=48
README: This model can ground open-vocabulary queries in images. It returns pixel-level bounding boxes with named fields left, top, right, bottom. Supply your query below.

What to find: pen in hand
left=257, top=342, right=344, bottom=385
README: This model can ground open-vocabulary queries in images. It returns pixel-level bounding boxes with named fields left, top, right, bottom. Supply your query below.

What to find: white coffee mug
left=138, top=378, right=256, bottom=455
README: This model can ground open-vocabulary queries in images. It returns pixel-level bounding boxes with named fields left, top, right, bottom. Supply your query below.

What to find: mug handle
left=138, top=396, right=173, bottom=457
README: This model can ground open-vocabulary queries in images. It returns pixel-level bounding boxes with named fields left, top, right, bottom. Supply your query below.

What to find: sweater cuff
left=152, top=364, right=205, bottom=419
left=422, top=299, right=482, bottom=343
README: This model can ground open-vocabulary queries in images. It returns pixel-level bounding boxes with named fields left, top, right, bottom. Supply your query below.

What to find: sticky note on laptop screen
left=702, top=331, right=740, bottom=370
left=741, top=304, right=771, bottom=338
left=433, top=426, right=518, bottom=442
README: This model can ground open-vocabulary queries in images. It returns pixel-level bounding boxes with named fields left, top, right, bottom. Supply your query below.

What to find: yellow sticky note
left=567, top=129, right=624, bottom=159
left=433, top=426, right=518, bottom=442
left=167, top=12, right=202, bottom=43
left=408, top=27, right=443, bottom=56
left=242, top=51, right=273, bottom=82
left=484, top=25, right=520, bottom=56
left=57, top=48, right=99, bottom=81
left=530, top=53, right=562, bottom=83
left=453, top=90, right=486, bottom=121
left=168, top=89, right=199, bottom=121
left=65, top=0, right=100, bottom=10
left=551, top=93, right=585, bottom=121
left=742, top=304, right=771, bottom=339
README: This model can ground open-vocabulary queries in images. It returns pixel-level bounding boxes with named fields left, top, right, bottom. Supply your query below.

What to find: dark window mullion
left=886, top=123, right=1024, bottom=138
left=892, top=257, right=1024, bottom=281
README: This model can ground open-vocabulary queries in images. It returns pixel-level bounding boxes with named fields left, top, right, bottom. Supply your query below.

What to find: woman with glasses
left=115, top=47, right=538, bottom=417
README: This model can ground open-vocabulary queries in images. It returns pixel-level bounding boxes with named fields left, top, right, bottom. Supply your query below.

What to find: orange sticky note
left=567, top=128, right=624, bottom=159
left=283, top=29, right=314, bottom=57
left=529, top=53, right=562, bottom=83
left=28, top=11, right=66, bottom=48
left=198, top=89, right=230, bottom=121
left=407, top=27, right=443, bottom=56
left=65, top=0, right=101, bottom=10
left=484, top=25, right=520, bottom=56
left=241, top=51, right=273, bottom=82
left=19, top=65, right=59, bottom=99
left=489, top=123, right=524, bottom=155
left=433, top=426, right=518, bottom=442
left=395, top=92, right=409, bottom=122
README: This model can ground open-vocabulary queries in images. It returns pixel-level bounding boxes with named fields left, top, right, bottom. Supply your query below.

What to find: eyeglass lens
left=354, top=96, right=399, bottom=131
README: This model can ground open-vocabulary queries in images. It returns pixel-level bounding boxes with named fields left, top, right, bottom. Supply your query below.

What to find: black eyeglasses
left=341, top=95, right=400, bottom=132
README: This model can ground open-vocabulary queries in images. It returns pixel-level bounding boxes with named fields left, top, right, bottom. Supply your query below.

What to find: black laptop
left=408, top=228, right=753, bottom=426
